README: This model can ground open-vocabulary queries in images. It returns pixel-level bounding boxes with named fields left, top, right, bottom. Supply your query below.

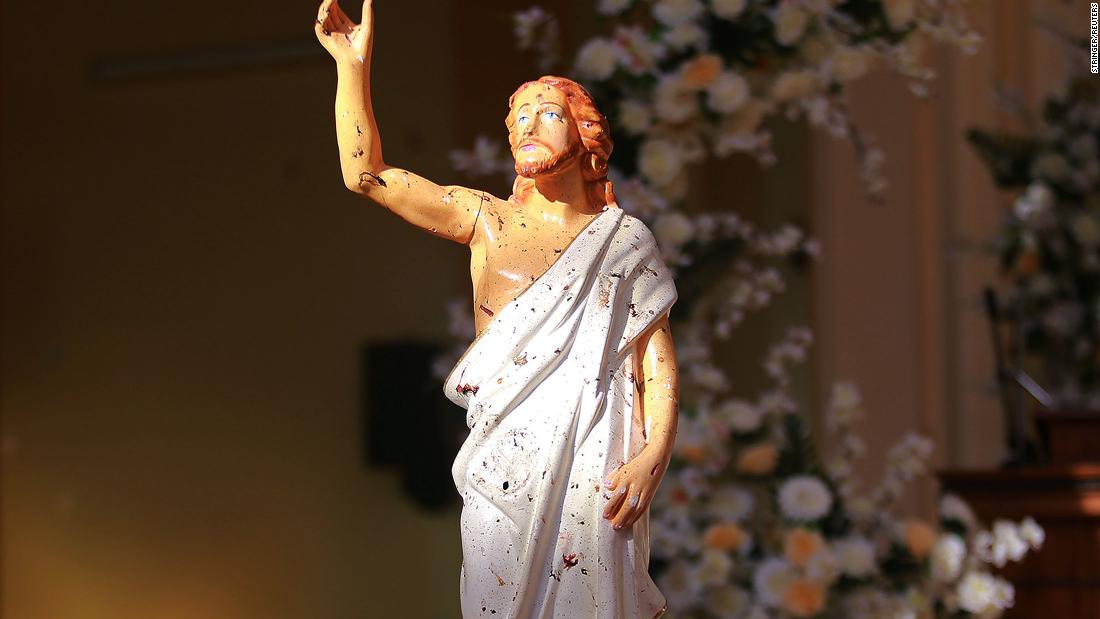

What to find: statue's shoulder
left=612, top=210, right=659, bottom=251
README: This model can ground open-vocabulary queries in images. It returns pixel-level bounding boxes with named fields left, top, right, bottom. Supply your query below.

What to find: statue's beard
left=514, top=139, right=582, bottom=179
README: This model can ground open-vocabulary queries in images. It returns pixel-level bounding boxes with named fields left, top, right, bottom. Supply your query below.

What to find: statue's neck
left=524, top=162, right=600, bottom=223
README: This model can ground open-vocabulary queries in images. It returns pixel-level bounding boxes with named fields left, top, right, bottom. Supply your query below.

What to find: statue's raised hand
left=315, top=0, right=373, bottom=66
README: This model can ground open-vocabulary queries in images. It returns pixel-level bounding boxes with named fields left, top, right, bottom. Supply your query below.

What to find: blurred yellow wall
left=0, top=1, right=521, bottom=616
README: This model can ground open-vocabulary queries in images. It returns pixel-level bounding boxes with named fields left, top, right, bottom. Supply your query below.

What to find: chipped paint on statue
left=317, top=2, right=679, bottom=617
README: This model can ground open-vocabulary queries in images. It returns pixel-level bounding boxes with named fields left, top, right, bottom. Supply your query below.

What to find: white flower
left=882, top=0, right=915, bottom=30
left=826, top=46, right=872, bottom=82
left=706, top=71, right=750, bottom=114
left=940, top=493, right=977, bottom=528
left=677, top=412, right=713, bottom=451
left=711, top=0, right=747, bottom=20
left=1019, top=517, right=1045, bottom=549
left=663, top=128, right=708, bottom=163
left=513, top=7, right=553, bottom=50
left=770, top=70, right=820, bottom=102
left=993, top=578, right=1016, bottom=610
left=768, top=224, right=805, bottom=254
left=1012, top=182, right=1053, bottom=223
left=610, top=173, right=668, bottom=218
left=575, top=38, right=618, bottom=80
left=597, top=0, right=632, bottom=15
left=991, top=519, right=1030, bottom=566
left=825, top=455, right=852, bottom=482
left=778, top=475, right=833, bottom=521
left=654, top=211, right=697, bottom=250
left=705, top=586, right=751, bottom=618
left=973, top=529, right=994, bottom=561
left=758, top=390, right=797, bottom=414
left=696, top=549, right=734, bottom=586
left=639, top=139, right=685, bottom=187
left=650, top=517, right=691, bottom=558
left=613, top=25, right=666, bottom=75
left=806, top=548, right=841, bottom=584
left=753, top=557, right=795, bottom=608
left=718, top=398, right=764, bottom=433
left=714, top=99, right=769, bottom=155
left=833, top=535, right=877, bottom=578
left=885, top=433, right=933, bottom=480
left=658, top=560, right=704, bottom=613
left=690, top=362, right=729, bottom=391
left=848, top=496, right=875, bottom=522
left=827, top=381, right=862, bottom=427
left=652, top=0, right=705, bottom=27
left=449, top=135, right=510, bottom=176
left=957, top=571, right=1014, bottom=614
left=678, top=466, right=711, bottom=498
left=706, top=485, right=755, bottom=521
left=619, top=100, right=652, bottom=135
left=842, top=434, right=866, bottom=458
left=654, top=73, right=698, bottom=123
left=663, top=22, right=708, bottom=50
left=930, top=534, right=966, bottom=582
left=772, top=2, right=810, bottom=46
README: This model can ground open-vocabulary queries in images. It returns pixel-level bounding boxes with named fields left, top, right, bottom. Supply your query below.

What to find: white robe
left=444, top=206, right=678, bottom=619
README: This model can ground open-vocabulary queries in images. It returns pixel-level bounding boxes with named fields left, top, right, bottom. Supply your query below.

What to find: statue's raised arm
left=315, top=0, right=491, bottom=245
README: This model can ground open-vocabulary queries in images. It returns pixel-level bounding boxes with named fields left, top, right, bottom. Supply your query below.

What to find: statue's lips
left=519, top=142, right=545, bottom=152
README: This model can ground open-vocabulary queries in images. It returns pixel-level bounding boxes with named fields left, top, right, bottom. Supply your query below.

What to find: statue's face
left=510, top=84, right=580, bottom=178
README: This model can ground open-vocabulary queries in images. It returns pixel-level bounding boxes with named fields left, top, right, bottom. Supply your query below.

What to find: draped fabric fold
left=444, top=206, right=677, bottom=618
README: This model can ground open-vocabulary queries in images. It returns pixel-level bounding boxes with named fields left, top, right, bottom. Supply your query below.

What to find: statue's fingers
left=361, top=0, right=374, bottom=31
left=611, top=484, right=640, bottom=529
left=626, top=487, right=654, bottom=527
left=602, top=484, right=627, bottom=520
left=603, top=469, right=620, bottom=491
left=330, top=0, right=355, bottom=31
left=316, top=0, right=336, bottom=26
left=356, top=0, right=375, bottom=57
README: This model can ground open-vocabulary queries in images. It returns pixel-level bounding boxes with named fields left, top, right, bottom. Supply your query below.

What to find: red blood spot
left=456, top=383, right=479, bottom=395
left=562, top=553, right=579, bottom=569
left=480, top=304, right=495, bottom=317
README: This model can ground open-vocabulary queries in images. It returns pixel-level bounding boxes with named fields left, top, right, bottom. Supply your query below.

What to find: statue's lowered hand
left=315, top=0, right=373, bottom=66
left=602, top=445, right=670, bottom=530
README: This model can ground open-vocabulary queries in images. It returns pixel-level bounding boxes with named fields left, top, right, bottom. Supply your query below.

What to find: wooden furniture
left=1035, top=411, right=1100, bottom=464
left=940, top=466, right=1100, bottom=618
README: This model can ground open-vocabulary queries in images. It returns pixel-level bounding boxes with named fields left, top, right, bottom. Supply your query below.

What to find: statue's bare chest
left=470, top=209, right=599, bottom=336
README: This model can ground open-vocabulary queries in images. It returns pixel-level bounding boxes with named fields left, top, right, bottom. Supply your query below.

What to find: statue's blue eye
left=517, top=115, right=530, bottom=125
left=543, top=111, right=562, bottom=121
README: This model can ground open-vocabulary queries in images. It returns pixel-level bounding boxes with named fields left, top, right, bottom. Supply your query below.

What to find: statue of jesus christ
left=317, top=2, right=680, bottom=616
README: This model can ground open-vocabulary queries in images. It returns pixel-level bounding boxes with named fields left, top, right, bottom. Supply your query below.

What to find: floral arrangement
left=969, top=69, right=1100, bottom=409
left=436, top=1, right=1044, bottom=617
left=649, top=327, right=1043, bottom=618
